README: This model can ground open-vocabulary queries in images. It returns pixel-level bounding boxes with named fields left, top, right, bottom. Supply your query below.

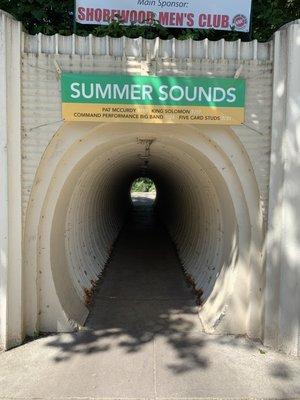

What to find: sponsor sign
left=75, top=0, right=252, bottom=31
left=61, top=73, right=245, bottom=125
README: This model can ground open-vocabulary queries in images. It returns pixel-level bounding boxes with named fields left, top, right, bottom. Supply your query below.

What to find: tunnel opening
left=130, top=177, right=157, bottom=207
left=26, top=123, right=261, bottom=339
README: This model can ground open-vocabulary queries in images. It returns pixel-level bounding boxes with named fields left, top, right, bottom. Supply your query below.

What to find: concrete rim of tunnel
left=23, top=122, right=263, bottom=341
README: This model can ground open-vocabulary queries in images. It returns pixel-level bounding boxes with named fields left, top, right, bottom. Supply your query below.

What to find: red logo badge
left=232, top=14, right=247, bottom=30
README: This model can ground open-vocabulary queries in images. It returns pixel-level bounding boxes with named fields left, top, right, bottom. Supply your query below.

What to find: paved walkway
left=0, top=196, right=299, bottom=399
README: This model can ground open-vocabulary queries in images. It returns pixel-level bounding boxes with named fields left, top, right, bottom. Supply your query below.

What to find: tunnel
left=23, top=122, right=263, bottom=340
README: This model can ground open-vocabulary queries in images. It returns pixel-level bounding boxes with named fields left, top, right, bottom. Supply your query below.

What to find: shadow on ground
left=46, top=195, right=209, bottom=373
left=39, top=196, right=300, bottom=400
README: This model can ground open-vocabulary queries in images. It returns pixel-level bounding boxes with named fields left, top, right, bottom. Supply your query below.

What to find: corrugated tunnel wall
left=49, top=128, right=240, bottom=331
left=19, top=30, right=273, bottom=342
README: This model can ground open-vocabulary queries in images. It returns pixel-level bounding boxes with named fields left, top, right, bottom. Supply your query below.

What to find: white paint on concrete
left=0, top=11, right=22, bottom=350
left=22, top=30, right=273, bottom=60
left=265, top=23, right=300, bottom=356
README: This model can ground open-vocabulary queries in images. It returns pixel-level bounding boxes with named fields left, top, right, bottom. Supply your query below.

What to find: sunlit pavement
left=0, top=197, right=299, bottom=400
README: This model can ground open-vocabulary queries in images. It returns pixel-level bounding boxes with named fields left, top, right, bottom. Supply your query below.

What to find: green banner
left=61, top=73, right=245, bottom=125
left=61, top=73, right=245, bottom=107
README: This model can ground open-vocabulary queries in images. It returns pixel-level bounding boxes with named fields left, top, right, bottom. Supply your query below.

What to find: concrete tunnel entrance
left=23, top=122, right=263, bottom=340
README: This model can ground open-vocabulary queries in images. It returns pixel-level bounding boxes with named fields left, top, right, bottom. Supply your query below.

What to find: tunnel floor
left=0, top=197, right=299, bottom=399
left=85, top=194, right=202, bottom=335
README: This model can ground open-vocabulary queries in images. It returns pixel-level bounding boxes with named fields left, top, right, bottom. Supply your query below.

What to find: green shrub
left=131, top=178, right=156, bottom=192
left=0, top=0, right=299, bottom=42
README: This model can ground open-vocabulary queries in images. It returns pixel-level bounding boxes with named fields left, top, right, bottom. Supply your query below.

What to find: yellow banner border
left=62, top=103, right=245, bottom=125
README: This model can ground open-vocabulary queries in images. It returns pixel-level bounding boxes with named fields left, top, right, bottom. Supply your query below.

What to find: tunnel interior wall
left=62, top=135, right=240, bottom=316
left=23, top=121, right=263, bottom=343
left=18, top=32, right=274, bottom=343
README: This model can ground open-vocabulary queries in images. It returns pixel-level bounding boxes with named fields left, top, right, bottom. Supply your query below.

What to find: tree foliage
left=0, top=0, right=299, bottom=41
left=131, top=178, right=156, bottom=193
